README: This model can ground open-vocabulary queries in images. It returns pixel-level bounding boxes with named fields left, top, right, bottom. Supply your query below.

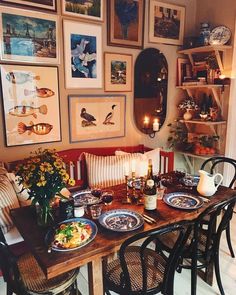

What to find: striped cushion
left=0, top=174, right=20, bottom=234
left=84, top=153, right=143, bottom=188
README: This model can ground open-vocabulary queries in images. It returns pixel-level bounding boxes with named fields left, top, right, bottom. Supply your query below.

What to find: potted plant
left=194, top=135, right=220, bottom=155
left=15, top=148, right=75, bottom=226
left=178, top=97, right=199, bottom=120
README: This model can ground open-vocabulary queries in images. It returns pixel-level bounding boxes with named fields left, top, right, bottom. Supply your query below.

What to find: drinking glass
left=101, top=190, right=114, bottom=206
left=91, top=186, right=103, bottom=199
left=90, top=204, right=103, bottom=219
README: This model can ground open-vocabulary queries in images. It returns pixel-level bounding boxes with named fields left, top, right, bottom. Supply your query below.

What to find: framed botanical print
left=68, top=95, right=126, bottom=142
left=149, top=0, right=185, bottom=45
left=0, top=7, right=59, bottom=63
left=104, top=52, right=132, bottom=92
left=0, top=0, right=57, bottom=12
left=63, top=20, right=102, bottom=89
left=0, top=64, right=61, bottom=147
left=62, top=0, right=103, bottom=22
left=108, top=0, right=144, bottom=49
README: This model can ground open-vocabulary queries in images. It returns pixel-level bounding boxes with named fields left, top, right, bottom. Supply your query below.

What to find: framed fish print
left=68, top=95, right=126, bottom=142
left=62, top=0, right=103, bottom=22
left=104, top=52, right=132, bottom=92
left=0, top=64, right=61, bottom=147
left=0, top=7, right=59, bottom=63
left=0, top=0, right=57, bottom=12
left=107, top=0, right=144, bottom=49
left=149, top=1, right=185, bottom=45
left=63, top=20, right=102, bottom=89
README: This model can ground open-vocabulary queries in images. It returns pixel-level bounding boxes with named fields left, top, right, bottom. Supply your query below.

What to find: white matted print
left=0, top=6, right=59, bottom=64
left=149, top=0, right=185, bottom=46
left=104, top=52, right=132, bottom=92
left=0, top=64, right=61, bottom=146
left=63, top=20, right=102, bottom=89
left=62, top=0, right=103, bottom=22
left=68, top=95, right=126, bottom=142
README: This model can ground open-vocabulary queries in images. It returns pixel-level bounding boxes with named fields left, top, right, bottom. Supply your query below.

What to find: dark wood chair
left=201, top=156, right=236, bottom=257
left=0, top=227, right=80, bottom=295
left=103, top=221, right=192, bottom=295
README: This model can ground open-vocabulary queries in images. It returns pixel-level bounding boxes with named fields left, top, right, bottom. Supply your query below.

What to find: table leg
left=88, top=257, right=104, bottom=295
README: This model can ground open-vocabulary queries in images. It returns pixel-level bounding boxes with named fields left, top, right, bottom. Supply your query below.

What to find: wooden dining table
left=10, top=183, right=236, bottom=295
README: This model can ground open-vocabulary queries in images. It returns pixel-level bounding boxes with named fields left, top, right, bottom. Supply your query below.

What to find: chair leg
left=191, top=235, right=198, bottom=295
left=214, top=247, right=225, bottom=295
left=226, top=224, right=235, bottom=258
left=6, top=284, right=13, bottom=295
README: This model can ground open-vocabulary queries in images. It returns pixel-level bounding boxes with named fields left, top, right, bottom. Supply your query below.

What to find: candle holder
left=131, top=171, right=139, bottom=202
left=142, top=126, right=160, bottom=138
left=123, top=175, right=131, bottom=204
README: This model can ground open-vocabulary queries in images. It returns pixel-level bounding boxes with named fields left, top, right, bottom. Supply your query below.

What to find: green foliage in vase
left=198, top=135, right=220, bottom=148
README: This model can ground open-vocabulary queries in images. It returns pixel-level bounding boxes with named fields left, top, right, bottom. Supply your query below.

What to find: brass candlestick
left=124, top=175, right=131, bottom=204
left=131, top=171, right=138, bottom=202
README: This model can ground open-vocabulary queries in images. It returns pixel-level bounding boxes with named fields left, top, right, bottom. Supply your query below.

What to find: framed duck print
left=68, top=94, right=126, bottom=142
left=0, top=7, right=59, bottom=63
left=0, top=0, right=57, bottom=12
left=63, top=20, right=102, bottom=89
left=0, top=64, right=61, bottom=147
left=62, top=0, right=103, bottom=22
left=104, top=52, right=132, bottom=92
left=108, top=0, right=144, bottom=49
left=149, top=0, right=185, bottom=45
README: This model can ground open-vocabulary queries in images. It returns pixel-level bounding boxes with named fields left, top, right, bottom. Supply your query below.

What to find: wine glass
left=91, top=186, right=103, bottom=199
left=101, top=190, right=114, bottom=206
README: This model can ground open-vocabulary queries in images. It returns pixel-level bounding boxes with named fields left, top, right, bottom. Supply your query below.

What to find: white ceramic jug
left=197, top=170, right=223, bottom=197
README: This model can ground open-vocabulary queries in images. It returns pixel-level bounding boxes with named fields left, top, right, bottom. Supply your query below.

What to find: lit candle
left=131, top=159, right=136, bottom=173
left=143, top=116, right=150, bottom=128
left=153, top=118, right=160, bottom=132
left=139, top=160, right=147, bottom=177
left=124, top=162, right=129, bottom=176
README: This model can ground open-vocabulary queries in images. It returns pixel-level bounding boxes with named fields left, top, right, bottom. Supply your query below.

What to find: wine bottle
left=143, top=159, right=157, bottom=211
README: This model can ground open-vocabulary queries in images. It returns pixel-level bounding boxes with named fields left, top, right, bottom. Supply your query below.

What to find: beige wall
left=0, top=0, right=197, bottom=162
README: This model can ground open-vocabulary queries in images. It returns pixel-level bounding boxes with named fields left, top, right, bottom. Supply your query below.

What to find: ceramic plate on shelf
left=209, top=26, right=231, bottom=45
left=45, top=218, right=97, bottom=252
left=72, top=190, right=101, bottom=206
left=127, top=178, right=141, bottom=190
left=163, top=192, right=203, bottom=210
left=98, top=209, right=144, bottom=232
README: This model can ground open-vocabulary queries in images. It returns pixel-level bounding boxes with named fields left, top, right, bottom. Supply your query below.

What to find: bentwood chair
left=103, top=222, right=192, bottom=295
left=201, top=156, right=236, bottom=257
left=0, top=227, right=80, bottom=295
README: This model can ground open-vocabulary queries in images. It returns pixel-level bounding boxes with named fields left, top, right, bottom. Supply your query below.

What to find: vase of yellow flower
left=15, top=148, right=75, bottom=226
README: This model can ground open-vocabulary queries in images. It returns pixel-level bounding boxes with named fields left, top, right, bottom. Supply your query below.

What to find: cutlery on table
left=199, top=196, right=210, bottom=203
left=142, top=216, right=153, bottom=224
left=142, top=214, right=157, bottom=223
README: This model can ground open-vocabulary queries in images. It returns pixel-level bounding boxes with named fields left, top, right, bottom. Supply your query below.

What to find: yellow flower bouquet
left=15, top=148, right=75, bottom=225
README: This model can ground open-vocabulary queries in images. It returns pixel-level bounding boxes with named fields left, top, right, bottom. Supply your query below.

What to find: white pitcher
left=197, top=170, right=223, bottom=197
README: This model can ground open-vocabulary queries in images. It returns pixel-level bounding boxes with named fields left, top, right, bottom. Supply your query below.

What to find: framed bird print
left=104, top=52, right=132, bottom=92
left=63, top=20, right=102, bottom=89
left=68, top=95, right=126, bottom=142
left=0, top=64, right=61, bottom=147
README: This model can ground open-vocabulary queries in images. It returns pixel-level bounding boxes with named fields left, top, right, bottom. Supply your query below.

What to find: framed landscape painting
left=68, top=95, right=126, bottom=142
left=104, top=52, right=132, bottom=92
left=0, top=0, right=57, bottom=12
left=62, top=0, right=103, bottom=21
left=0, top=64, right=61, bottom=147
left=149, top=0, right=185, bottom=45
left=0, top=7, right=59, bottom=63
left=63, top=20, right=102, bottom=89
left=108, top=0, right=144, bottom=49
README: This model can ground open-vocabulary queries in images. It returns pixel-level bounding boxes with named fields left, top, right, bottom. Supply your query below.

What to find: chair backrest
left=159, top=150, right=174, bottom=174
left=200, top=156, right=236, bottom=188
left=118, top=221, right=192, bottom=294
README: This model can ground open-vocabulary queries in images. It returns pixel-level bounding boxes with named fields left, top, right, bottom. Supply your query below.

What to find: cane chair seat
left=17, top=252, right=78, bottom=294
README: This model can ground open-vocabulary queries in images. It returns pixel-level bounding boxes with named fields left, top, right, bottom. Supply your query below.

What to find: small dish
left=163, top=192, right=203, bottom=210
left=72, top=190, right=102, bottom=206
left=127, top=178, right=141, bottom=190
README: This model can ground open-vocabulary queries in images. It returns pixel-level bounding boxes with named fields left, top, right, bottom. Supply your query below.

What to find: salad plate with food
left=45, top=218, right=97, bottom=252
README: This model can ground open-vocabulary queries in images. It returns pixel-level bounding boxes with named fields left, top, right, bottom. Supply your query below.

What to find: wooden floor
left=1, top=214, right=236, bottom=295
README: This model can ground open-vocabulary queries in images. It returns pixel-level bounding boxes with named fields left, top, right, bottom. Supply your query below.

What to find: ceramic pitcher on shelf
left=197, top=170, right=223, bottom=197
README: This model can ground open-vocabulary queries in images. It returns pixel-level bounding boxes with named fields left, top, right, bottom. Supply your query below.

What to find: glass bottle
left=143, top=159, right=157, bottom=211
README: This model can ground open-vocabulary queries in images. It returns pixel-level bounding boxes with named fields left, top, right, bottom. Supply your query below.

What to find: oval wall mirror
left=134, top=48, right=168, bottom=136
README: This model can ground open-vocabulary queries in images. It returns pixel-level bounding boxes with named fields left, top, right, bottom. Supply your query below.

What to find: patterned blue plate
left=99, top=209, right=144, bottom=232
left=45, top=218, right=97, bottom=252
left=163, top=192, right=203, bottom=210
left=127, top=178, right=141, bottom=190
left=72, top=190, right=102, bottom=206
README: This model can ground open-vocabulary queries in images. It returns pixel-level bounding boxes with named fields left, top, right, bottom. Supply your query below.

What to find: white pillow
left=84, top=153, right=143, bottom=188
left=115, top=148, right=160, bottom=175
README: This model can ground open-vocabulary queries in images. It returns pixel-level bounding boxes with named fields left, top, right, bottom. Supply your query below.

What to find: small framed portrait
left=149, top=0, right=185, bottom=45
left=104, top=52, right=132, bottom=92
left=0, top=0, right=57, bottom=12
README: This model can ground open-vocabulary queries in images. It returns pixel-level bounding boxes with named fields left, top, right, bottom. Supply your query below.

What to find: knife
left=142, top=216, right=153, bottom=224
left=142, top=214, right=157, bottom=223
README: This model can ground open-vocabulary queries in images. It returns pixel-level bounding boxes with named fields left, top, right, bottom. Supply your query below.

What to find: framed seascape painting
left=62, top=0, right=103, bottom=22
left=149, top=0, right=185, bottom=46
left=0, top=64, right=61, bottom=147
left=0, top=7, right=59, bottom=63
left=0, top=0, right=57, bottom=12
left=63, top=20, right=102, bottom=89
left=108, top=0, right=144, bottom=49
left=104, top=52, right=132, bottom=92
left=68, top=95, right=126, bottom=142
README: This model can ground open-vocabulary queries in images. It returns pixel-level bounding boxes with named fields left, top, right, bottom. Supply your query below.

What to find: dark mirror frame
left=134, top=48, right=168, bottom=135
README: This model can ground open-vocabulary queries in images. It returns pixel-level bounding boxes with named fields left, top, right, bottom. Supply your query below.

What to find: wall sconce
left=142, top=116, right=160, bottom=138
